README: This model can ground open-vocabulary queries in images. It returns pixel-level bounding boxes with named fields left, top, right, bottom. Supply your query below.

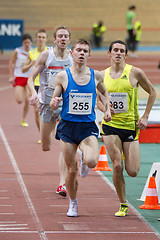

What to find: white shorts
left=38, top=102, right=61, bottom=123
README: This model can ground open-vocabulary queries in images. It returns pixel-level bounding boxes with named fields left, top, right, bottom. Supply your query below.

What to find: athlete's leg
left=79, top=135, right=99, bottom=169
left=14, top=85, right=29, bottom=125
left=33, top=103, right=40, bottom=132
left=60, top=140, right=78, bottom=200
left=22, top=85, right=30, bottom=121
left=14, top=85, right=25, bottom=104
left=40, top=120, right=56, bottom=151
left=123, top=140, right=140, bottom=177
left=103, top=135, right=125, bottom=203
left=40, top=120, right=67, bottom=189
left=58, top=151, right=67, bottom=186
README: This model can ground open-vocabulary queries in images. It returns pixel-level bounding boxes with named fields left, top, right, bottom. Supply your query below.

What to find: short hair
left=98, top=21, right=103, bottom=27
left=36, top=29, right=47, bottom=36
left=22, top=33, right=32, bottom=42
left=71, top=39, right=91, bottom=53
left=108, top=40, right=128, bottom=54
left=53, top=26, right=71, bottom=39
left=129, top=5, right=136, bottom=10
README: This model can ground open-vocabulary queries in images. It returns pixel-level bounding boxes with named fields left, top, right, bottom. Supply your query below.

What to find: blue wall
left=0, top=19, right=23, bottom=50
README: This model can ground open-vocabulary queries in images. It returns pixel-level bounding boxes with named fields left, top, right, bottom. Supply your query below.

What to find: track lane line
left=0, top=124, right=48, bottom=240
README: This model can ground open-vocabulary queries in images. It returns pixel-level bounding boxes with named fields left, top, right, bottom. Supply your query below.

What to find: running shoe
left=21, top=119, right=29, bottom=127
left=56, top=184, right=67, bottom=197
left=67, top=198, right=78, bottom=217
left=115, top=203, right=128, bottom=217
left=79, top=151, right=89, bottom=178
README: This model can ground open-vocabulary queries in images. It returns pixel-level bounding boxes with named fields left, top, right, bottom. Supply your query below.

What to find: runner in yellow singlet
left=97, top=40, right=156, bottom=217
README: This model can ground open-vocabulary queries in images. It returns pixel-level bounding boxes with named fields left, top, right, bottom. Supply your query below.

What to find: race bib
left=69, top=92, right=92, bottom=115
left=109, top=92, right=128, bottom=113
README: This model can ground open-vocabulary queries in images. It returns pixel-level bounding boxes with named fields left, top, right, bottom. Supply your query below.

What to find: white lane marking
left=0, top=224, right=28, bottom=227
left=49, top=205, right=68, bottom=207
left=0, top=125, right=48, bottom=240
left=96, top=171, right=160, bottom=237
left=0, top=64, right=9, bottom=68
left=0, top=205, right=12, bottom=207
left=0, top=221, right=16, bottom=223
left=0, top=230, right=156, bottom=234
left=0, top=227, right=28, bottom=230
left=0, top=213, right=15, bottom=215
left=0, top=86, right=11, bottom=92
left=0, top=197, right=10, bottom=199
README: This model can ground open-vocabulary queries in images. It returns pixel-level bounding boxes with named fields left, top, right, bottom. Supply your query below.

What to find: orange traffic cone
left=139, top=176, right=160, bottom=210
left=92, top=145, right=112, bottom=171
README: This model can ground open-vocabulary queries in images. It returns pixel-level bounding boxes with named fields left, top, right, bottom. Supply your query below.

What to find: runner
left=50, top=39, right=111, bottom=216
left=27, top=26, right=72, bottom=196
left=97, top=40, right=156, bottom=217
left=9, top=33, right=32, bottom=127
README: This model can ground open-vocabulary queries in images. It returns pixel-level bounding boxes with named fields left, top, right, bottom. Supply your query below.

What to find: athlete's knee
left=68, top=165, right=78, bottom=176
left=16, top=99, right=23, bottom=104
left=126, top=167, right=139, bottom=177
left=113, top=162, right=123, bottom=174
left=85, top=156, right=98, bottom=168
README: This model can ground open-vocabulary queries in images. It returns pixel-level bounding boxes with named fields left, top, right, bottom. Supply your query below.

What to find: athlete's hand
left=50, top=97, right=63, bottom=110
left=137, top=116, right=148, bottom=130
left=110, top=103, right=115, bottom=115
left=9, top=77, right=15, bottom=85
left=29, top=92, right=38, bottom=106
left=103, top=109, right=111, bottom=122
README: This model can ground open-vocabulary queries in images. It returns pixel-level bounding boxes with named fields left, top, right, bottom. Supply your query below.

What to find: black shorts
left=34, top=85, right=39, bottom=93
left=55, top=119, right=99, bottom=146
left=101, top=124, right=139, bottom=142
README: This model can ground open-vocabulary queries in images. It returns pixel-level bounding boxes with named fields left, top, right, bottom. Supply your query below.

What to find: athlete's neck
left=111, top=61, right=126, bottom=73
left=37, top=44, right=46, bottom=53
left=54, top=46, right=68, bottom=59
left=71, top=63, right=87, bottom=76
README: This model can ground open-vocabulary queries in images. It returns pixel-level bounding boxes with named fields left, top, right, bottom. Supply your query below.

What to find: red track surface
left=0, top=54, right=160, bottom=240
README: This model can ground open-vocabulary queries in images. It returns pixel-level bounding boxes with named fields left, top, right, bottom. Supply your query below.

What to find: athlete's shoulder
left=94, top=70, right=104, bottom=82
left=131, top=65, right=142, bottom=73
left=58, top=69, right=67, bottom=77
left=104, top=66, right=111, bottom=75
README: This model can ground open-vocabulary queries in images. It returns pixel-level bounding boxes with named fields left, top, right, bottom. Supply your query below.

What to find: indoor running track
left=0, top=54, right=160, bottom=240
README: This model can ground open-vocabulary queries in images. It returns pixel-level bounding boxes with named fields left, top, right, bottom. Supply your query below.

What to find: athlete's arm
left=97, top=90, right=115, bottom=115
left=95, top=70, right=111, bottom=122
left=97, top=90, right=106, bottom=112
left=133, top=67, right=156, bottom=130
left=9, top=49, right=17, bottom=84
left=27, top=50, right=49, bottom=106
left=22, top=55, right=35, bottom=73
left=50, top=71, right=66, bottom=110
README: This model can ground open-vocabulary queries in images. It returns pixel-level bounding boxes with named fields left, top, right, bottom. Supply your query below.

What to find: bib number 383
left=109, top=92, right=128, bottom=113
left=69, top=92, right=92, bottom=115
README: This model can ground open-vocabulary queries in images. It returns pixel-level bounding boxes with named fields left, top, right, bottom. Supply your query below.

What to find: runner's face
left=23, top=39, right=32, bottom=52
left=109, top=43, right=127, bottom=63
left=72, top=43, right=90, bottom=64
left=54, top=29, right=70, bottom=49
left=36, top=32, right=47, bottom=47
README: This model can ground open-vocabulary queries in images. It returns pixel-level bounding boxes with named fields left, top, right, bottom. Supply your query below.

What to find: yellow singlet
left=101, top=64, right=139, bottom=131
left=29, top=47, right=48, bottom=86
